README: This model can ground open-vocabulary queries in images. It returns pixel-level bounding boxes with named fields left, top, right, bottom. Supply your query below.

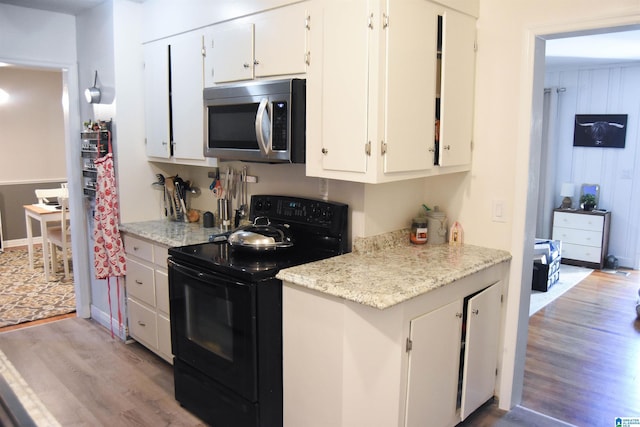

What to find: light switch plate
left=492, top=199, right=507, bottom=222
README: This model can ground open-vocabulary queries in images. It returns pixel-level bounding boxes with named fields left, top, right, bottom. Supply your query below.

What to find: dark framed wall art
left=573, top=114, right=627, bottom=148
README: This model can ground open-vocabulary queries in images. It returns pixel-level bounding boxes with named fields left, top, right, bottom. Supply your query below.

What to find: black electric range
left=167, top=195, right=348, bottom=427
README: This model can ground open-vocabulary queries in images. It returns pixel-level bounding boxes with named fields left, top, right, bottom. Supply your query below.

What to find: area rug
left=529, top=264, right=593, bottom=316
left=0, top=248, right=75, bottom=327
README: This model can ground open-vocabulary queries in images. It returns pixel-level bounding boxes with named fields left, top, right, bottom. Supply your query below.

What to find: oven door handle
left=169, top=259, right=248, bottom=289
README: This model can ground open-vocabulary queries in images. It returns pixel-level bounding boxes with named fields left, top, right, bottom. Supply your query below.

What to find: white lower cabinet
left=282, top=265, right=505, bottom=427
left=405, top=282, right=501, bottom=426
left=123, top=234, right=172, bottom=364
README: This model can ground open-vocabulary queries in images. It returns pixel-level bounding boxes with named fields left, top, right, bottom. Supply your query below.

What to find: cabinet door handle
left=243, top=63, right=251, bottom=69
left=135, top=279, right=143, bottom=285
left=472, top=309, right=479, bottom=315
left=443, top=145, right=451, bottom=151
left=137, top=321, right=146, bottom=327
left=321, top=148, right=328, bottom=155
left=455, top=312, right=463, bottom=318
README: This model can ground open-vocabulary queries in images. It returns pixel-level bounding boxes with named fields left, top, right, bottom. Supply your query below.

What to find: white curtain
left=536, top=88, right=562, bottom=239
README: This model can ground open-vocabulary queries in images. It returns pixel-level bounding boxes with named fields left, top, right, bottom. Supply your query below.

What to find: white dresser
left=551, top=209, right=611, bottom=269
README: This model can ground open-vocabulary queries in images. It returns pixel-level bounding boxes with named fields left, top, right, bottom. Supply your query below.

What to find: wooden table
left=24, top=203, right=66, bottom=281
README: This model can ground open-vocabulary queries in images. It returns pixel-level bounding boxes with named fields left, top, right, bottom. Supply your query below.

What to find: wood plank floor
left=0, top=267, right=636, bottom=426
left=520, top=268, right=640, bottom=425
left=0, top=317, right=206, bottom=426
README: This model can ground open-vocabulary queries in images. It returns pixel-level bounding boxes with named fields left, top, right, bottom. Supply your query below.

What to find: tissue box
left=532, top=239, right=561, bottom=292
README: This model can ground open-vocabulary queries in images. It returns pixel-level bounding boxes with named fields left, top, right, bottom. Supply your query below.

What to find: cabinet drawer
left=124, top=235, right=153, bottom=262
left=552, top=226, right=602, bottom=248
left=128, top=298, right=158, bottom=348
left=157, top=314, right=173, bottom=362
left=126, top=258, right=155, bottom=306
left=553, top=212, right=604, bottom=232
left=561, top=243, right=602, bottom=263
left=154, top=245, right=169, bottom=268
left=155, top=269, right=169, bottom=315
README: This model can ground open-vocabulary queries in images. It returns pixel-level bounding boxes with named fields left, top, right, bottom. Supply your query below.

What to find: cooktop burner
left=168, top=195, right=349, bottom=282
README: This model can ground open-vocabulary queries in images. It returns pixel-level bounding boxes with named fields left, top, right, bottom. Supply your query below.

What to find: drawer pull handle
left=455, top=312, right=463, bottom=318
left=472, top=309, right=479, bottom=315
left=133, top=246, right=139, bottom=251
left=137, top=321, right=146, bottom=327
left=135, top=280, right=143, bottom=285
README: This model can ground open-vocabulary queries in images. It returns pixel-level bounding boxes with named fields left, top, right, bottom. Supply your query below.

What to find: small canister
left=426, top=210, right=448, bottom=244
left=410, top=218, right=428, bottom=244
left=202, top=211, right=214, bottom=228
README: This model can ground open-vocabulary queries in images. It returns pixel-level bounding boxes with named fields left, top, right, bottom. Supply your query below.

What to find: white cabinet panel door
left=144, top=41, right=171, bottom=158
left=438, top=8, right=475, bottom=167
left=170, top=31, right=206, bottom=160
left=205, top=24, right=254, bottom=84
left=254, top=2, right=308, bottom=77
left=460, top=282, right=501, bottom=420
left=384, top=0, right=437, bottom=174
left=405, top=299, right=462, bottom=427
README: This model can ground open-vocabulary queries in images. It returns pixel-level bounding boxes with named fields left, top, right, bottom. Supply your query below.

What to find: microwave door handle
left=255, top=98, right=272, bottom=156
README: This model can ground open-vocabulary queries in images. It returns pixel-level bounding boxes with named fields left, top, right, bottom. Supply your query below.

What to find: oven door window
left=185, top=285, right=235, bottom=361
left=170, top=261, right=258, bottom=401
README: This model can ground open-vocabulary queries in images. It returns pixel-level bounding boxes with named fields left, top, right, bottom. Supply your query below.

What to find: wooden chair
left=44, top=192, right=72, bottom=280
left=35, top=187, right=67, bottom=204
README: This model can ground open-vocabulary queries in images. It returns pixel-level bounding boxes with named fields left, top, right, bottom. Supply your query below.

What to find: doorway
left=0, top=60, right=91, bottom=319
left=523, top=25, right=640, bottom=422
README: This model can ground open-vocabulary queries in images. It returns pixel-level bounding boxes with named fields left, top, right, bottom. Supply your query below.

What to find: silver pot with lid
left=227, top=216, right=294, bottom=251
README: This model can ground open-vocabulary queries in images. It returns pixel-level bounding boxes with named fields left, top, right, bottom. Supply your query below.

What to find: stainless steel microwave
left=203, top=78, right=306, bottom=163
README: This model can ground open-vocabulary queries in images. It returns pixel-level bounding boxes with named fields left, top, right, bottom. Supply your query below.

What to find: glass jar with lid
left=410, top=218, right=428, bottom=244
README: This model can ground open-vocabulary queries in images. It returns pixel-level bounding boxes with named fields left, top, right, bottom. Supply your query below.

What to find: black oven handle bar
left=168, top=258, right=250, bottom=290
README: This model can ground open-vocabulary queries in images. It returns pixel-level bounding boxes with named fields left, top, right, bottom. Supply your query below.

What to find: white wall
left=545, top=63, right=640, bottom=268
left=0, top=68, right=66, bottom=182
left=473, top=0, right=640, bottom=409
left=0, top=3, right=89, bottom=319
left=0, top=4, right=76, bottom=65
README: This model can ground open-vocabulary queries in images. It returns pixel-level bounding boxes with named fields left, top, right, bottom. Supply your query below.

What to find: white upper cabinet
left=204, top=24, right=255, bottom=84
left=204, top=2, right=309, bottom=86
left=144, top=41, right=171, bottom=159
left=143, top=32, right=216, bottom=165
left=437, top=8, right=476, bottom=168
left=170, top=31, right=207, bottom=161
left=306, top=0, right=476, bottom=183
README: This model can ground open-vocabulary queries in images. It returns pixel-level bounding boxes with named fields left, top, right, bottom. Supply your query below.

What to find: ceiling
left=0, top=0, right=106, bottom=15
left=546, top=29, right=640, bottom=67
left=1, top=0, right=639, bottom=67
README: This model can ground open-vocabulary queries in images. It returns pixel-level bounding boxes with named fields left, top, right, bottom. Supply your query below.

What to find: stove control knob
left=255, top=200, right=263, bottom=211
left=263, top=200, right=272, bottom=211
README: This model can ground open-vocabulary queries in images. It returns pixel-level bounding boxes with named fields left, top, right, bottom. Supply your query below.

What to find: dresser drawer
left=561, top=243, right=602, bottom=263
left=125, top=258, right=155, bottom=306
left=553, top=211, right=604, bottom=232
left=127, top=298, right=158, bottom=348
left=124, top=235, right=153, bottom=262
left=552, top=226, right=603, bottom=248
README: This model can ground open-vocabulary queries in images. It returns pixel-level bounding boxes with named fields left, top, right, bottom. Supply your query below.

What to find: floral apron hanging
left=93, top=131, right=126, bottom=337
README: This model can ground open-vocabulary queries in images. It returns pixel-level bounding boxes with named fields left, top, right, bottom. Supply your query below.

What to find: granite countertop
left=119, top=220, right=221, bottom=247
left=276, top=229, right=512, bottom=310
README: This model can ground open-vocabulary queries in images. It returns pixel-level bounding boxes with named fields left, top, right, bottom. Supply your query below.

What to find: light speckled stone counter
left=276, top=230, right=511, bottom=310
left=119, top=220, right=222, bottom=247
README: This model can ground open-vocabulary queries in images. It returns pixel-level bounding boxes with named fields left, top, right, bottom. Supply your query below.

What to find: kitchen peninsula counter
left=276, top=229, right=512, bottom=310
left=119, top=219, right=220, bottom=247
